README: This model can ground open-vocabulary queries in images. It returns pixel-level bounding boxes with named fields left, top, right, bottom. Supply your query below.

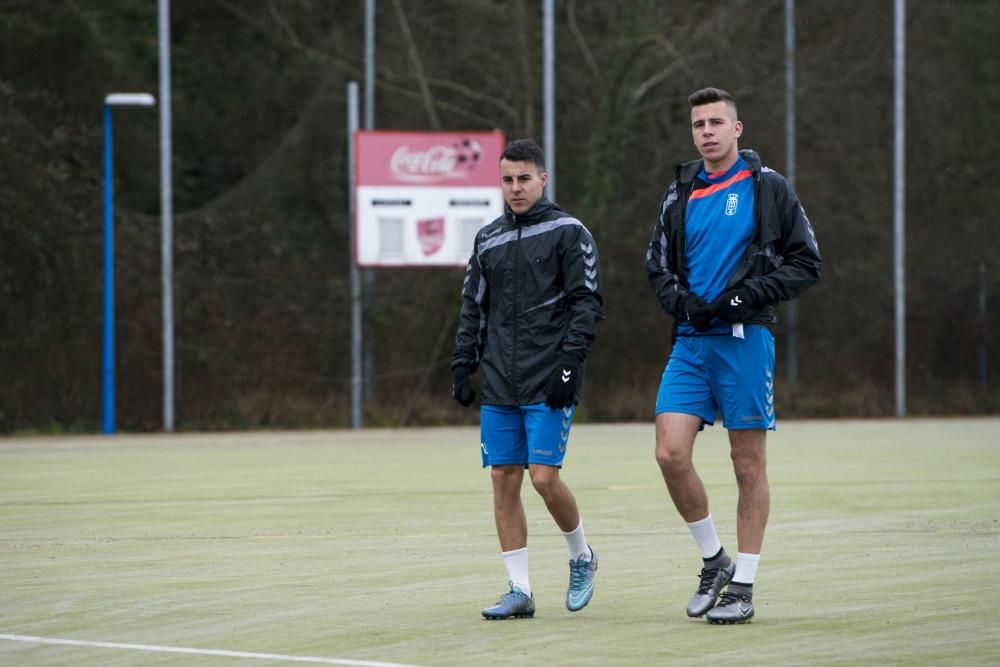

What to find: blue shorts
left=480, top=403, right=575, bottom=468
left=655, top=325, right=776, bottom=430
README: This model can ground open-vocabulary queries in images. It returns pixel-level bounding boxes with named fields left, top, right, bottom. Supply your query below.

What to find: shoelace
left=696, top=567, right=725, bottom=595
left=497, top=589, right=527, bottom=605
left=569, top=562, right=587, bottom=587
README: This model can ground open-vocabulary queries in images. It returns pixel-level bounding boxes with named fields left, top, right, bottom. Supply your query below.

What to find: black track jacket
left=451, top=197, right=604, bottom=406
left=646, top=149, right=821, bottom=330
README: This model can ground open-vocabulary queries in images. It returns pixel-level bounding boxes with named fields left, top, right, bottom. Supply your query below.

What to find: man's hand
left=683, top=295, right=715, bottom=332
left=451, top=366, right=476, bottom=407
left=712, top=287, right=756, bottom=324
left=544, top=359, right=579, bottom=409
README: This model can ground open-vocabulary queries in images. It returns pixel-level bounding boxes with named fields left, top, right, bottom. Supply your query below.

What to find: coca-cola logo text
left=389, top=139, right=481, bottom=183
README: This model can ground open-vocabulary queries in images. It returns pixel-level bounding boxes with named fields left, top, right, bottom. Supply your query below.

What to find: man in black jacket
left=646, top=88, right=821, bottom=624
left=451, top=139, right=604, bottom=620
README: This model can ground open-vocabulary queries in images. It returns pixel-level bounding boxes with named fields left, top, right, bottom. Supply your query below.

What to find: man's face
left=691, top=101, right=743, bottom=170
left=500, top=159, right=547, bottom=214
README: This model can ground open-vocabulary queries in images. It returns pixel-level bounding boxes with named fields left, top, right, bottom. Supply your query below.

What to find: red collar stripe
left=688, top=169, right=752, bottom=201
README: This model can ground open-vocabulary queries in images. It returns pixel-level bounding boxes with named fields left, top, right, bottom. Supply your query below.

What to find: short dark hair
left=500, top=138, right=546, bottom=170
left=688, top=87, right=738, bottom=116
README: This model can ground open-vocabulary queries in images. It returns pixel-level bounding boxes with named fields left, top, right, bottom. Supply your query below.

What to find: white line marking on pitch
left=0, top=634, right=423, bottom=667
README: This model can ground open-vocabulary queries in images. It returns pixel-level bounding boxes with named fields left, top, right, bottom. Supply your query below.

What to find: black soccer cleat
left=687, top=562, right=735, bottom=617
left=706, top=590, right=755, bottom=624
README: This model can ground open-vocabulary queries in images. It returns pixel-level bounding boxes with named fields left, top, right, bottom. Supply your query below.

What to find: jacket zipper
left=511, top=221, right=522, bottom=403
left=731, top=167, right=764, bottom=286
left=677, top=182, right=689, bottom=284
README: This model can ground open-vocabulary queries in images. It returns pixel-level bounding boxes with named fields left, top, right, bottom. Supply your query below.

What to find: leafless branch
left=567, top=0, right=601, bottom=81
left=514, top=0, right=535, bottom=135
left=391, top=0, right=441, bottom=130
left=214, top=0, right=359, bottom=76
left=265, top=0, right=302, bottom=49
left=379, top=78, right=510, bottom=127
left=425, top=78, right=518, bottom=125
left=632, top=34, right=695, bottom=105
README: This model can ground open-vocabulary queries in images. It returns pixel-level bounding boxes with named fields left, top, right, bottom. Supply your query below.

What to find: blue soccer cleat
left=482, top=584, right=535, bottom=620
left=566, top=546, right=598, bottom=612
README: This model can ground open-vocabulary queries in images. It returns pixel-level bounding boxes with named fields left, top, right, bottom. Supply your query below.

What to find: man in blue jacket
left=646, top=88, right=821, bottom=624
left=451, top=139, right=604, bottom=620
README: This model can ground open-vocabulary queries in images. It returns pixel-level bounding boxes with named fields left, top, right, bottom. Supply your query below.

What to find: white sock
left=562, top=520, right=591, bottom=561
left=733, top=552, right=761, bottom=585
left=686, top=514, right=723, bottom=559
left=502, top=547, right=531, bottom=596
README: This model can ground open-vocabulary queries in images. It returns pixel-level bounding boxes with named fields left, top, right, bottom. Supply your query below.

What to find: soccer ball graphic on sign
left=452, top=137, right=482, bottom=172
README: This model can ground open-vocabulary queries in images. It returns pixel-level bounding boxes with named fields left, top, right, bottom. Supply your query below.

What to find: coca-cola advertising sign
left=357, top=131, right=504, bottom=186
left=354, top=130, right=505, bottom=267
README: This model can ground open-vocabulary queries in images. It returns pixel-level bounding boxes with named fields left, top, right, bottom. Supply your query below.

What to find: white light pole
left=543, top=0, right=555, bottom=201
left=103, top=92, right=156, bottom=435
left=348, top=82, right=362, bottom=429
left=785, top=0, right=799, bottom=391
left=893, top=0, right=906, bottom=417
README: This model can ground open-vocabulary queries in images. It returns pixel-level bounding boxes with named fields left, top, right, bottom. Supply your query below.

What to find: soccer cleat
left=686, top=562, right=735, bottom=617
left=482, top=584, right=535, bottom=620
left=706, top=589, right=755, bottom=624
left=566, top=546, right=598, bottom=612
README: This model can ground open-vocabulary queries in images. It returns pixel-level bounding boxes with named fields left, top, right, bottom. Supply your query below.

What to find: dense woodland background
left=1, top=0, right=998, bottom=433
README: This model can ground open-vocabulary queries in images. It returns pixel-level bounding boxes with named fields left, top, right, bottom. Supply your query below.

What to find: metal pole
left=364, top=0, right=375, bottom=131
left=348, top=82, right=363, bottom=429
left=785, top=0, right=799, bottom=391
left=980, top=263, right=988, bottom=402
left=363, top=0, right=376, bottom=401
left=102, top=105, right=116, bottom=435
left=543, top=0, right=555, bottom=201
left=893, top=0, right=906, bottom=417
left=159, top=0, right=175, bottom=431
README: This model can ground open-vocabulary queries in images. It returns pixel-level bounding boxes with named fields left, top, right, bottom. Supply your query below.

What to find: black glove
left=712, top=287, right=756, bottom=324
left=682, top=295, right=715, bottom=332
left=451, top=366, right=476, bottom=407
left=544, top=358, right=580, bottom=409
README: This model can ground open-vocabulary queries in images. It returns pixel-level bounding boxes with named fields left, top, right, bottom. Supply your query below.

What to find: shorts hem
left=722, top=422, right=776, bottom=431
left=484, top=460, right=528, bottom=468
left=654, top=407, right=715, bottom=425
